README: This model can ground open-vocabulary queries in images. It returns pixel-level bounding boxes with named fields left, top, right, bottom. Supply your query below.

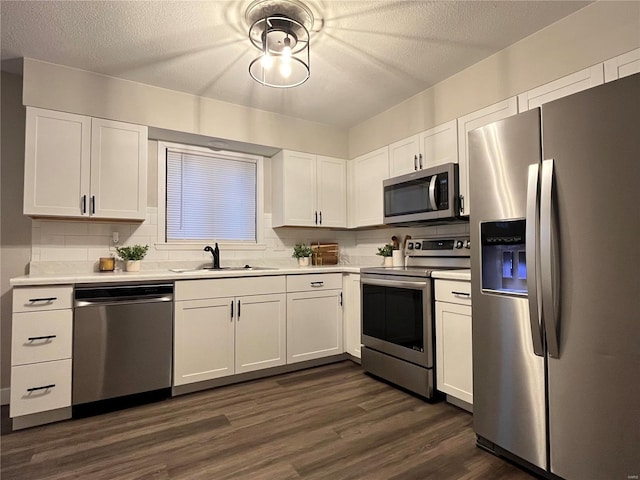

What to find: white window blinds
left=166, top=149, right=257, bottom=242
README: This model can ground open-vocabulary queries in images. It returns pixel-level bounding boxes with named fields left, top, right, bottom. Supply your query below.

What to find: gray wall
left=1, top=71, right=31, bottom=393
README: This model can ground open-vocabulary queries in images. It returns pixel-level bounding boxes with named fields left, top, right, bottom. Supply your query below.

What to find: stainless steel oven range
left=361, top=237, right=470, bottom=399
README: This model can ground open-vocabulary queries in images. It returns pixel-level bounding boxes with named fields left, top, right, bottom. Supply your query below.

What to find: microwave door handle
left=526, top=163, right=544, bottom=356
left=540, top=159, right=560, bottom=358
left=428, top=175, right=437, bottom=211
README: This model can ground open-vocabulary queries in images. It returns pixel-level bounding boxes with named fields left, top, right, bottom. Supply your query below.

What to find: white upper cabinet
left=604, top=48, right=640, bottom=82
left=271, top=150, right=347, bottom=228
left=518, top=65, right=604, bottom=113
left=90, top=118, right=148, bottom=219
left=316, top=155, right=348, bottom=228
left=389, top=120, right=458, bottom=177
left=24, top=108, right=91, bottom=218
left=349, top=146, right=389, bottom=228
left=389, top=134, right=420, bottom=177
left=24, top=107, right=148, bottom=220
left=457, top=97, right=518, bottom=218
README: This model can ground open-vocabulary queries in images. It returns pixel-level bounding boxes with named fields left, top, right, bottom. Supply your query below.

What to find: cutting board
left=311, top=243, right=339, bottom=265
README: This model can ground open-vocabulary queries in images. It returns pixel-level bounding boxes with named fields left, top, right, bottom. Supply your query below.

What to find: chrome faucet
left=203, top=243, right=220, bottom=269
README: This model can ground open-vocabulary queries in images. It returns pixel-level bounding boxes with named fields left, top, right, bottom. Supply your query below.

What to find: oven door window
left=362, top=284, right=424, bottom=352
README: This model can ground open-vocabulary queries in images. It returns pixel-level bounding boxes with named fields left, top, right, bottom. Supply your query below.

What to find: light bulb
left=279, top=62, right=292, bottom=78
left=260, top=53, right=273, bottom=69
left=282, top=37, right=292, bottom=62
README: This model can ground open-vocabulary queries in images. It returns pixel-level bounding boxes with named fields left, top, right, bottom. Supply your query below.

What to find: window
left=158, top=142, right=263, bottom=246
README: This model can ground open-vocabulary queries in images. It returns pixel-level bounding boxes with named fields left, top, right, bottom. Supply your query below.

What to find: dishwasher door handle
left=75, top=295, right=173, bottom=308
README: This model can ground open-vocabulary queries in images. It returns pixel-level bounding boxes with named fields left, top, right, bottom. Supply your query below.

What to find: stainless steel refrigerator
left=468, top=73, right=640, bottom=479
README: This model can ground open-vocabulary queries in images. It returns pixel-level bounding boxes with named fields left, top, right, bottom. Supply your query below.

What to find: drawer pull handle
left=451, top=291, right=471, bottom=298
left=28, top=297, right=57, bottom=304
left=27, top=335, right=57, bottom=342
left=26, top=384, right=55, bottom=393
left=310, top=281, right=324, bottom=287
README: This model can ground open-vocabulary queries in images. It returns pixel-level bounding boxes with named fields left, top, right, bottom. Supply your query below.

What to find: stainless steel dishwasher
left=73, top=283, right=173, bottom=408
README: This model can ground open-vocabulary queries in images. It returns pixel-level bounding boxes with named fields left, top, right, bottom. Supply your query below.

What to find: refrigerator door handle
left=526, top=163, right=544, bottom=356
left=540, top=158, right=560, bottom=358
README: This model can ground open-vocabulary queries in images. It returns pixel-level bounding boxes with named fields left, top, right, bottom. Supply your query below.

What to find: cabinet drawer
left=175, top=276, right=286, bottom=301
left=13, top=285, right=73, bottom=312
left=286, top=273, right=342, bottom=292
left=10, top=359, right=72, bottom=418
left=435, top=280, right=472, bottom=305
left=12, top=310, right=72, bottom=365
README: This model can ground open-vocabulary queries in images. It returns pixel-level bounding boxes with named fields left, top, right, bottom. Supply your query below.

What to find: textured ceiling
left=1, top=0, right=591, bottom=129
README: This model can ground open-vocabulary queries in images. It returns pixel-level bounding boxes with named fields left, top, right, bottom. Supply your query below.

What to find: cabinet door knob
left=82, top=195, right=87, bottom=214
left=91, top=195, right=96, bottom=215
left=310, top=281, right=324, bottom=288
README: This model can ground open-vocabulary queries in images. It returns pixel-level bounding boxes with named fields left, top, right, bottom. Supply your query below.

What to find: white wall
left=21, top=59, right=349, bottom=159
left=1, top=72, right=32, bottom=394
left=349, top=1, right=640, bottom=157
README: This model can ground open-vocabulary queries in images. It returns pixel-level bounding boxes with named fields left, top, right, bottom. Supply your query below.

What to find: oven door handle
left=362, top=278, right=427, bottom=289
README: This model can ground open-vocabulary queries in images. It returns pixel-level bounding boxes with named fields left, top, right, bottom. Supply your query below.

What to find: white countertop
left=431, top=269, right=471, bottom=282
left=10, top=265, right=364, bottom=287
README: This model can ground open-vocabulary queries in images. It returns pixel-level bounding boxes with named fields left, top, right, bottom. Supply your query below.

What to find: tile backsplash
left=28, top=208, right=469, bottom=274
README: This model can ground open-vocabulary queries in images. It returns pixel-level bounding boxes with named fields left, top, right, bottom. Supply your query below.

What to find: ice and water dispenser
left=480, top=219, right=527, bottom=295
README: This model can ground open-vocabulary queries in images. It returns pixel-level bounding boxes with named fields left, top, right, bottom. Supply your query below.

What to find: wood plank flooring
left=1, top=361, right=538, bottom=479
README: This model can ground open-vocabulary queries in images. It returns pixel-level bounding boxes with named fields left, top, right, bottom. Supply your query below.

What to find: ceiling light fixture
left=246, top=0, right=313, bottom=88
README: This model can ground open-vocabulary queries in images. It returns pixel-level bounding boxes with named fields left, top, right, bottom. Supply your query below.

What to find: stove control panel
left=405, top=237, right=470, bottom=256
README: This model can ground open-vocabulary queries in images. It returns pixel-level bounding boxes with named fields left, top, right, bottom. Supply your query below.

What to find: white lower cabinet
left=10, top=360, right=72, bottom=418
left=435, top=279, right=473, bottom=406
left=173, top=297, right=235, bottom=385
left=343, top=273, right=362, bottom=359
left=10, top=285, right=73, bottom=422
left=286, top=274, right=343, bottom=363
left=173, top=278, right=286, bottom=386
left=234, top=294, right=287, bottom=374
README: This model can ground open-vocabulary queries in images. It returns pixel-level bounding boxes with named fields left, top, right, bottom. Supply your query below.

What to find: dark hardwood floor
left=1, top=361, right=537, bottom=479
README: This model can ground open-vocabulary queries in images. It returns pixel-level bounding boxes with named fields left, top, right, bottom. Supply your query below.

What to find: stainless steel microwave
left=383, top=162, right=459, bottom=225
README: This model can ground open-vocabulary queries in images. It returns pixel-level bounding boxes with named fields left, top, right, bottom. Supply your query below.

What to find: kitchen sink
left=201, top=265, right=278, bottom=271
left=170, top=265, right=278, bottom=273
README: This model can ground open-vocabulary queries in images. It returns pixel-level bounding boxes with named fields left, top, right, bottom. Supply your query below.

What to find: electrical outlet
left=112, top=231, right=119, bottom=244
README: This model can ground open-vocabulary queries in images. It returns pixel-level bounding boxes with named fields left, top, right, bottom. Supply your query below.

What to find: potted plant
left=292, top=243, right=313, bottom=266
left=115, top=244, right=149, bottom=272
left=376, top=244, right=394, bottom=266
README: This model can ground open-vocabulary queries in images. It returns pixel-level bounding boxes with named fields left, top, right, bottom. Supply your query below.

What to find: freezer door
left=469, top=109, right=547, bottom=470
left=541, top=73, right=640, bottom=479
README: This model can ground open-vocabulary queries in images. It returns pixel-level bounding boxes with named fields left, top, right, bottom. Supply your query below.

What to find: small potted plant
left=115, top=244, right=149, bottom=272
left=292, top=243, right=313, bottom=266
left=376, top=244, right=394, bottom=266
